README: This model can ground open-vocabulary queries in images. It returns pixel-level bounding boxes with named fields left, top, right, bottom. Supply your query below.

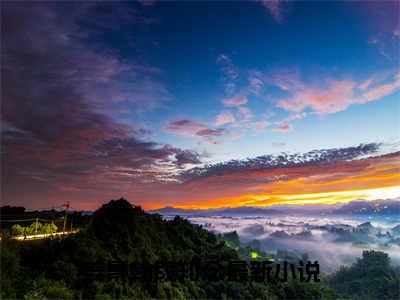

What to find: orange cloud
left=148, top=151, right=400, bottom=209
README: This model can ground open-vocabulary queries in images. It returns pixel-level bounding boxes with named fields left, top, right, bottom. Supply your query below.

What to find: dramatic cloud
left=1, top=2, right=201, bottom=208
left=197, top=128, right=225, bottom=138
left=175, top=150, right=202, bottom=166
left=164, top=119, right=226, bottom=143
left=182, top=143, right=381, bottom=181
left=163, top=144, right=399, bottom=209
left=215, top=111, right=236, bottom=126
left=271, top=70, right=400, bottom=115
left=361, top=74, right=400, bottom=103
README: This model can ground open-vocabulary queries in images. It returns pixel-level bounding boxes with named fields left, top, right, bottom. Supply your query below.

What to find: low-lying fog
left=182, top=215, right=400, bottom=273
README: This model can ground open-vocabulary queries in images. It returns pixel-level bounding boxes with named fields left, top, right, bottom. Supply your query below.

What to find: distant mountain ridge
left=149, top=205, right=282, bottom=216
left=332, top=199, right=400, bottom=216
left=149, top=199, right=400, bottom=217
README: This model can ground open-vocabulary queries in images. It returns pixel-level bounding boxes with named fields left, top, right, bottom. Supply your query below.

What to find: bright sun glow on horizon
left=159, top=186, right=400, bottom=210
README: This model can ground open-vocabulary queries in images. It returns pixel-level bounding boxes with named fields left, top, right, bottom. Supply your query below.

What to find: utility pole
left=62, top=201, right=70, bottom=235
left=35, top=217, right=38, bottom=235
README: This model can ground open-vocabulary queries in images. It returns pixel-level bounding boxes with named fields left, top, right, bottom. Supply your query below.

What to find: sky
left=1, top=1, right=399, bottom=210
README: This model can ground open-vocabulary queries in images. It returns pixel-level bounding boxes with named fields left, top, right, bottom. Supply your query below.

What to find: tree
left=27, top=221, right=42, bottom=235
left=325, top=250, right=400, bottom=299
left=11, top=224, right=24, bottom=236
left=42, top=222, right=57, bottom=234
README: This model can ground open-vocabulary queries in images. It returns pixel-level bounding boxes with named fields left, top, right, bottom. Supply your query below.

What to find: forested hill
left=1, top=198, right=338, bottom=299
left=1, top=198, right=393, bottom=299
left=1, top=199, right=400, bottom=299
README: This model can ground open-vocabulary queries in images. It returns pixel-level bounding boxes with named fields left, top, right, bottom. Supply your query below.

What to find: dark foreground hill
left=1, top=198, right=398, bottom=299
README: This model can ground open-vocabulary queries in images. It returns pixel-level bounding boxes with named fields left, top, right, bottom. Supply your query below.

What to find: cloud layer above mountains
left=187, top=214, right=400, bottom=272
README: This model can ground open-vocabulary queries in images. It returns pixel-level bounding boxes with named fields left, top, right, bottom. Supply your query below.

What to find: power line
left=1, top=218, right=38, bottom=222
left=1, top=218, right=57, bottom=223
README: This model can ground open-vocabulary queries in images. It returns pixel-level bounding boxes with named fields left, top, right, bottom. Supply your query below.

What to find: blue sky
left=110, top=1, right=399, bottom=162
